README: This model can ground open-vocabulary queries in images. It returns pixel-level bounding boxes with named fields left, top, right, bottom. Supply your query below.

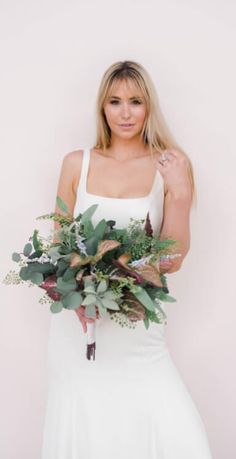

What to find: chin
left=114, top=129, right=142, bottom=139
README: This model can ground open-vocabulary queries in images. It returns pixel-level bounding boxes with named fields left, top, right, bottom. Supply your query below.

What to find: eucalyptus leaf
left=56, top=277, right=77, bottom=294
left=29, top=272, right=44, bottom=285
left=50, top=301, right=63, bottom=313
left=61, top=291, right=83, bottom=309
left=28, top=250, right=43, bottom=260
left=24, top=262, right=55, bottom=275
left=62, top=267, right=78, bottom=281
left=12, top=252, right=21, bottom=262
left=23, top=243, right=32, bottom=257
left=19, top=266, right=31, bottom=281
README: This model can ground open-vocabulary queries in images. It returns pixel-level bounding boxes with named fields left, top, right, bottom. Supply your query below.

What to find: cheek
left=103, top=106, right=115, bottom=123
left=135, top=106, right=147, bottom=123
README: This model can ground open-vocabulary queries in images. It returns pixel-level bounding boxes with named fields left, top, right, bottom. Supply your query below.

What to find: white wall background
left=0, top=1, right=235, bottom=458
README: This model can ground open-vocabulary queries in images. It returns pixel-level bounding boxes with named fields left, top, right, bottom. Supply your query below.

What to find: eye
left=132, top=99, right=142, bottom=104
left=110, top=100, right=119, bottom=105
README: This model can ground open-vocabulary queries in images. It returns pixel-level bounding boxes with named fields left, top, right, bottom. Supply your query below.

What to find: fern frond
left=36, top=212, right=73, bottom=226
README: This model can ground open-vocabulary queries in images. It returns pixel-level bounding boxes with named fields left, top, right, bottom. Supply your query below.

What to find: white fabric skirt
left=41, top=306, right=213, bottom=459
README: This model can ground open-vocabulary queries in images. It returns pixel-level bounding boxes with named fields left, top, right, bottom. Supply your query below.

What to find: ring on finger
left=159, top=151, right=170, bottom=165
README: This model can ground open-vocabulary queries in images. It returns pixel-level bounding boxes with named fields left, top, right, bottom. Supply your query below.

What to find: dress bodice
left=74, top=148, right=164, bottom=235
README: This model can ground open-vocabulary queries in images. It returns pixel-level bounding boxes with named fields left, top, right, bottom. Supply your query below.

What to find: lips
left=119, top=124, right=134, bottom=127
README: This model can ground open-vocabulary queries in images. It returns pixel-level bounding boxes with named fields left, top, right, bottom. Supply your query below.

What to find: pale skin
left=53, top=79, right=192, bottom=332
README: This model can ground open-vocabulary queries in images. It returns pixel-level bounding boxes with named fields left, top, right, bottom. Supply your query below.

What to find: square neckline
left=83, top=148, right=161, bottom=201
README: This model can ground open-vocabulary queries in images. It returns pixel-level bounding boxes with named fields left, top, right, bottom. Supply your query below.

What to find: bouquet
left=3, top=196, right=181, bottom=360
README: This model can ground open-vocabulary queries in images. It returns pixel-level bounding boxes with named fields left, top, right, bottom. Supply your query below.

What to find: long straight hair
left=93, top=60, right=196, bottom=206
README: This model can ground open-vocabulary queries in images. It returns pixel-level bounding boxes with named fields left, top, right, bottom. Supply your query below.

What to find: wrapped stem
left=86, top=322, right=96, bottom=360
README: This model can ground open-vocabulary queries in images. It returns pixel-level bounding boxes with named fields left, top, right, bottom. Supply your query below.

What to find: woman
left=41, top=60, right=212, bottom=458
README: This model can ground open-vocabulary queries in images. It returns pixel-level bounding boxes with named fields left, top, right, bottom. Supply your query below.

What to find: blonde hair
left=93, top=60, right=196, bottom=207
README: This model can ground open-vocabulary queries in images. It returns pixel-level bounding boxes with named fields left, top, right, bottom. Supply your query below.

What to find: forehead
left=107, top=78, right=144, bottom=98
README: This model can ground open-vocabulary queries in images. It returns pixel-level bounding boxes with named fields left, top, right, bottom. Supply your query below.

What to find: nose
left=120, top=102, right=131, bottom=119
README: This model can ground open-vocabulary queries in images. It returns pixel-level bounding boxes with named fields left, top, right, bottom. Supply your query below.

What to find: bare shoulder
left=62, top=148, right=83, bottom=167
left=61, top=149, right=84, bottom=193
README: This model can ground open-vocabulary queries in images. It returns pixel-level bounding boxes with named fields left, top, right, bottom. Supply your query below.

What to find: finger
left=77, top=313, right=87, bottom=332
left=160, top=266, right=172, bottom=273
left=159, top=260, right=173, bottom=273
left=81, top=318, right=87, bottom=333
left=75, top=305, right=85, bottom=316
left=155, top=159, right=165, bottom=172
left=156, top=156, right=171, bottom=169
left=75, top=310, right=87, bottom=332
left=160, top=260, right=173, bottom=267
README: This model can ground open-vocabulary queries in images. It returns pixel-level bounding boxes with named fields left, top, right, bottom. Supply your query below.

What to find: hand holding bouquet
left=3, top=197, right=181, bottom=360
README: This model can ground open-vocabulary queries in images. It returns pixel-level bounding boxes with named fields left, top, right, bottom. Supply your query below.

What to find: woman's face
left=103, top=79, right=147, bottom=140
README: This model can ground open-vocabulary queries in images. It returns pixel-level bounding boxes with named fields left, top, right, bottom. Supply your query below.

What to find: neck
left=106, top=135, right=149, bottom=161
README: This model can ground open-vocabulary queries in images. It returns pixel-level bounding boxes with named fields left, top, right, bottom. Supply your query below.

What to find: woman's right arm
left=52, top=149, right=98, bottom=330
left=53, top=150, right=83, bottom=243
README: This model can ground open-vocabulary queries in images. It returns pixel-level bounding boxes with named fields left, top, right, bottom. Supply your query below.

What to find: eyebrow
left=108, top=96, right=143, bottom=100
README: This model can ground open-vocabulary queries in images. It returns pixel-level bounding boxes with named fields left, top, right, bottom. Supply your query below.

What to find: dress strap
left=78, top=148, right=90, bottom=194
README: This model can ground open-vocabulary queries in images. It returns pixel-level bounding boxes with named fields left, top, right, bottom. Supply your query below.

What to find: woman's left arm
left=159, top=190, right=192, bottom=273
left=157, top=149, right=193, bottom=274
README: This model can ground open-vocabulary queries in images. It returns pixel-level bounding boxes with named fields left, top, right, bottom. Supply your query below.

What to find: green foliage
left=32, top=229, right=43, bottom=252
left=84, top=235, right=99, bottom=256
left=56, top=259, right=69, bottom=277
left=30, top=272, right=44, bottom=285
left=56, top=277, right=77, bottom=294
left=83, top=220, right=94, bottom=238
left=19, top=262, right=55, bottom=281
left=80, top=204, right=98, bottom=224
left=82, top=278, right=121, bottom=315
left=36, top=212, right=73, bottom=226
left=61, top=291, right=83, bottom=309
left=4, top=202, right=178, bottom=329
left=132, top=286, right=156, bottom=312
left=23, top=243, right=32, bottom=257
left=50, top=301, right=63, bottom=313
left=145, top=307, right=167, bottom=325
left=62, top=267, right=78, bottom=281
left=12, top=252, right=21, bottom=262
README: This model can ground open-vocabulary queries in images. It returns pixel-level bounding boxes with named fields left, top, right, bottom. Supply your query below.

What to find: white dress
left=41, top=148, right=213, bottom=459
